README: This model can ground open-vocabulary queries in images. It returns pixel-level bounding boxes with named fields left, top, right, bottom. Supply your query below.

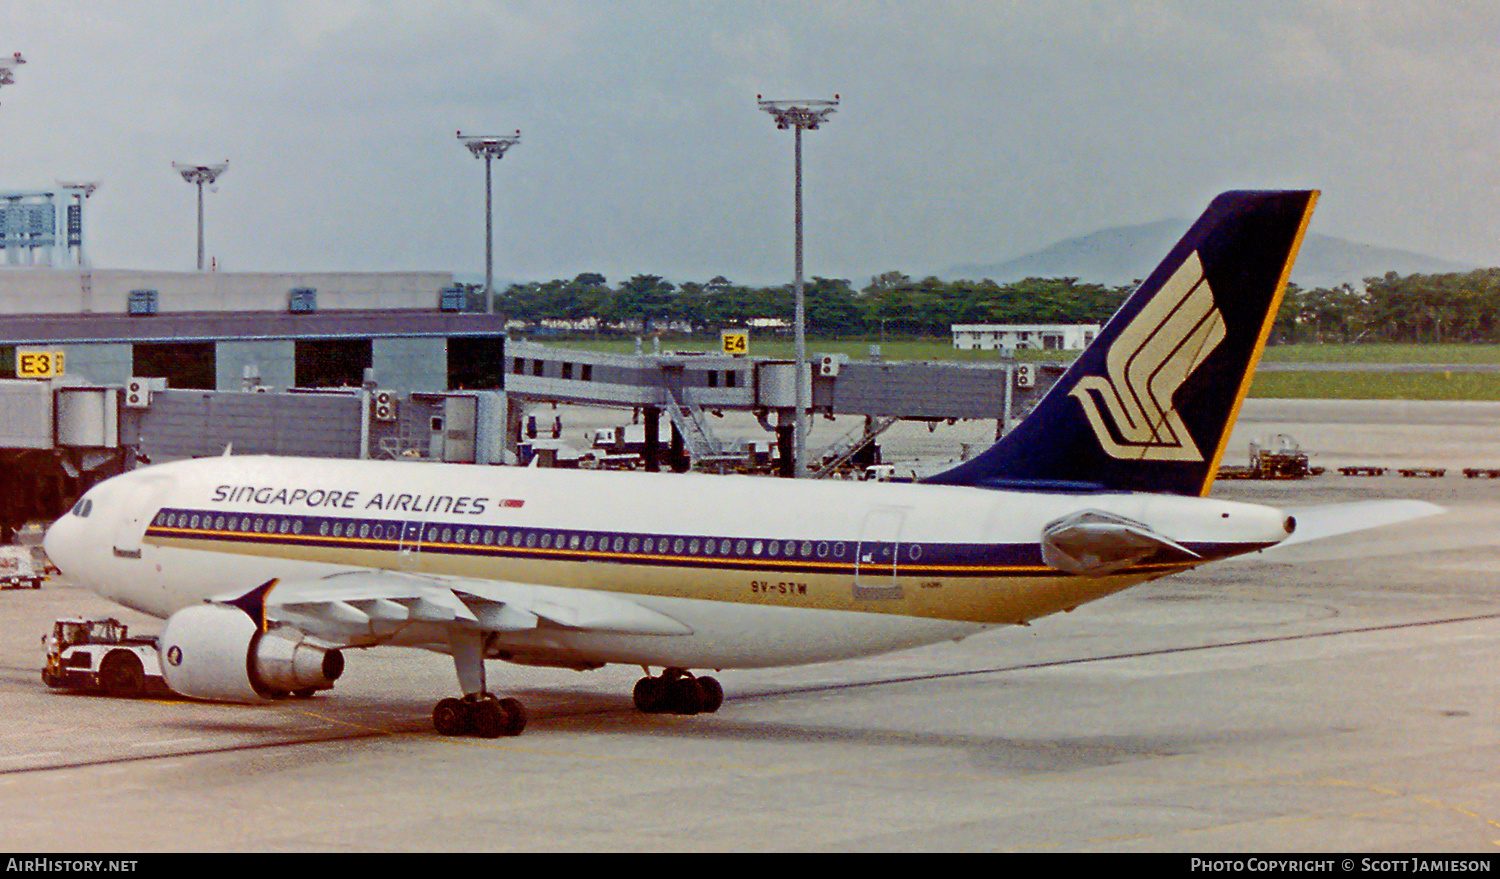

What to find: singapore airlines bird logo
left=1070, top=252, right=1224, bottom=462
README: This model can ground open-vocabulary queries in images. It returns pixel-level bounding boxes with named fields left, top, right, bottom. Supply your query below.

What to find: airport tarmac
left=2, top=398, right=1499, bottom=852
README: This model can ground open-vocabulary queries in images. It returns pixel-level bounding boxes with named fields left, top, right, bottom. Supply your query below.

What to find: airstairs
left=811, top=415, right=901, bottom=479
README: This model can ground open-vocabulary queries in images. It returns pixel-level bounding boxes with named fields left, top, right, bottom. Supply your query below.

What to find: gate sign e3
left=16, top=350, right=65, bottom=379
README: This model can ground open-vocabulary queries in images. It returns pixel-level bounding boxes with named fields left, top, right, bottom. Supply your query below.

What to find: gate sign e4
left=720, top=330, right=749, bottom=356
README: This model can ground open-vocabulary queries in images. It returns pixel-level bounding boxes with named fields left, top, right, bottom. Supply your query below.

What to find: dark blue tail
left=924, top=190, right=1317, bottom=497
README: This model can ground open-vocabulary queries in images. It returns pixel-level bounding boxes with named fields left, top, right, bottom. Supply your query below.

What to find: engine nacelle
left=158, top=604, right=344, bottom=702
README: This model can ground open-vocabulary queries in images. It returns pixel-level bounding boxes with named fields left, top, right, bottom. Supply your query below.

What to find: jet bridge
left=502, top=340, right=1063, bottom=476
left=0, top=378, right=509, bottom=537
left=0, top=344, right=1063, bottom=531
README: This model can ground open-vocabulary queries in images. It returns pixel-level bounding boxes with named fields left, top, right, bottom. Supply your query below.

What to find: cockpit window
left=71, top=498, right=93, bottom=518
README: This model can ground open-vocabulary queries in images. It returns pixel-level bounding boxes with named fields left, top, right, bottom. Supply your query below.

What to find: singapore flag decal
left=1069, top=252, right=1226, bottom=462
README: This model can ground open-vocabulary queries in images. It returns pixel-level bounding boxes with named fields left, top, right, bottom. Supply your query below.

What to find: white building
left=951, top=323, right=1100, bottom=351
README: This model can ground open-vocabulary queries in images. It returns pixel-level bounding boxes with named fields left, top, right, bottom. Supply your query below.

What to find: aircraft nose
left=42, top=516, right=72, bottom=574
left=43, top=497, right=92, bottom=578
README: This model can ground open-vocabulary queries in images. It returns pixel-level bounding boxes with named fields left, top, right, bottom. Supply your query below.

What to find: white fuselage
left=44, top=455, right=1292, bottom=671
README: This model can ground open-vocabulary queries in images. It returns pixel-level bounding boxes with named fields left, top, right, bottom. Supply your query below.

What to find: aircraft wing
left=217, top=570, right=694, bottom=650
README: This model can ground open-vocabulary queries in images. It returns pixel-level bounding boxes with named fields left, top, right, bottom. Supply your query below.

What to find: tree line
left=1273, top=269, right=1500, bottom=344
left=482, top=272, right=1133, bottom=338
left=481, top=267, right=1500, bottom=344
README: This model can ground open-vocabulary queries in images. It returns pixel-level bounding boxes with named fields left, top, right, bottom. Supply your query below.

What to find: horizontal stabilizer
left=1271, top=500, right=1444, bottom=550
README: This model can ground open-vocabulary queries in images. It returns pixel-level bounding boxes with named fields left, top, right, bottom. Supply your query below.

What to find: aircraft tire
left=471, top=699, right=506, bottom=739
left=498, top=697, right=527, bottom=736
left=433, top=698, right=468, bottom=736
left=697, top=676, right=724, bottom=713
left=669, top=677, right=705, bottom=715
left=633, top=676, right=669, bottom=713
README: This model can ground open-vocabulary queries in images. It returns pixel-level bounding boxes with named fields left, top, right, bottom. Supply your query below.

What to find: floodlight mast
left=58, top=181, right=101, bottom=267
left=757, top=95, right=838, bottom=478
left=0, top=52, right=25, bottom=97
left=457, top=130, right=521, bottom=314
left=173, top=162, right=228, bottom=271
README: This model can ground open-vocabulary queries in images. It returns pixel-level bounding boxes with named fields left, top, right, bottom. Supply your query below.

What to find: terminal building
left=950, top=323, right=1100, bottom=351
left=0, top=198, right=1065, bottom=533
left=0, top=268, right=505, bottom=392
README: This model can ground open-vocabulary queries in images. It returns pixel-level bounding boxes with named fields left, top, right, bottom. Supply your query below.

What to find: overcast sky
left=3, top=1, right=1498, bottom=287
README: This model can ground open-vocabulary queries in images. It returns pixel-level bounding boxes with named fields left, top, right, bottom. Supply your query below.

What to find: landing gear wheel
left=633, top=670, right=725, bottom=715
left=471, top=699, right=506, bottom=739
left=668, top=676, right=705, bottom=715
left=498, top=697, right=527, bottom=736
left=433, top=697, right=468, bottom=736
left=696, top=676, right=724, bottom=714
left=432, top=695, right=527, bottom=737
left=633, top=676, right=670, bottom=713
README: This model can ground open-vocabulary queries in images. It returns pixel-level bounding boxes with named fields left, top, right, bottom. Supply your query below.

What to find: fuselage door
left=398, top=520, right=424, bottom=570
left=854, top=505, right=907, bottom=600
left=110, top=475, right=173, bottom=560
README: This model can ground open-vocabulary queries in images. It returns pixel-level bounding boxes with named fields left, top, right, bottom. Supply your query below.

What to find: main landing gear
left=434, top=631, right=527, bottom=738
left=433, top=694, right=527, bottom=738
left=633, top=668, right=724, bottom=715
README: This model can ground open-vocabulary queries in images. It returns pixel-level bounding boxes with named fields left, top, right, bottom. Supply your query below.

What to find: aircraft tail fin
left=924, top=190, right=1318, bottom=496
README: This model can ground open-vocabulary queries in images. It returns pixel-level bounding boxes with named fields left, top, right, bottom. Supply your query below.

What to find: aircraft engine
left=158, top=604, right=344, bottom=702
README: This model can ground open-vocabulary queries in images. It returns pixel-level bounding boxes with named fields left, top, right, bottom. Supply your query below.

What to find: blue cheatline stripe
left=144, top=507, right=1267, bottom=579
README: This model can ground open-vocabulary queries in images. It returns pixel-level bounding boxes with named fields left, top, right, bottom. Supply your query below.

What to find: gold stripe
left=146, top=527, right=1210, bottom=626
left=1201, top=190, right=1320, bottom=496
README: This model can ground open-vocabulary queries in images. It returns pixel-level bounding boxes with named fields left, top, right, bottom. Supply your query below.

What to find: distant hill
left=944, top=219, right=1475, bottom=290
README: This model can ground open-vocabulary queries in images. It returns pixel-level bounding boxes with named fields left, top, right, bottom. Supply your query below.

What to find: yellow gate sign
left=16, top=350, right=64, bottom=379
left=720, top=330, right=749, bottom=356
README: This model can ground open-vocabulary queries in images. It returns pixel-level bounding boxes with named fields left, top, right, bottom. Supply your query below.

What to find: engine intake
left=159, top=604, right=343, bottom=701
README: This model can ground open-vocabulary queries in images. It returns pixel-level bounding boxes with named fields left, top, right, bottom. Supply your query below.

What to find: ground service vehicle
left=42, top=617, right=165, bottom=697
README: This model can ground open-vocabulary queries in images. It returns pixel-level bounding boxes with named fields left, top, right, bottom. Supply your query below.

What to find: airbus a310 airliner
left=43, top=190, right=1439, bottom=738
